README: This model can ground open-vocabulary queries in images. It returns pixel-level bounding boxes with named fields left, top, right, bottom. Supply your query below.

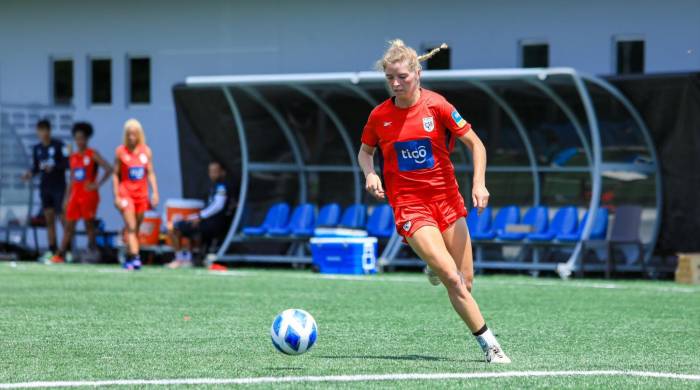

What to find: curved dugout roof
left=183, top=67, right=661, bottom=276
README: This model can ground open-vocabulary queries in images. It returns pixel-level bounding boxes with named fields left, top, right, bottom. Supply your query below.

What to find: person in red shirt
left=52, top=122, right=113, bottom=263
left=358, top=40, right=510, bottom=363
left=112, top=119, right=160, bottom=270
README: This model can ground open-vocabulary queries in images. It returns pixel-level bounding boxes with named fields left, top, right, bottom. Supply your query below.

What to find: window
left=616, top=39, right=644, bottom=75
left=129, top=57, right=150, bottom=104
left=52, top=59, right=73, bottom=105
left=424, top=45, right=450, bottom=70
left=521, top=42, right=549, bottom=68
left=90, top=58, right=112, bottom=104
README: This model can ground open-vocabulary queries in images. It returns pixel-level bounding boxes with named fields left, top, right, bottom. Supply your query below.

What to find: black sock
left=472, top=324, right=488, bottom=337
left=49, top=244, right=57, bottom=252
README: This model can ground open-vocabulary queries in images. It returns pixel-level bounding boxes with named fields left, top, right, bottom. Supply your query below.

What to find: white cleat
left=423, top=266, right=441, bottom=286
left=485, top=345, right=511, bottom=364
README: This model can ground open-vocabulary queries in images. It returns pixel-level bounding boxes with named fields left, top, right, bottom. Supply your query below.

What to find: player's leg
left=406, top=225, right=484, bottom=331
left=407, top=225, right=510, bottom=363
left=442, top=218, right=474, bottom=292
left=85, top=219, right=97, bottom=251
left=54, top=219, right=76, bottom=263
left=166, top=221, right=193, bottom=268
left=121, top=207, right=139, bottom=270
left=43, top=207, right=57, bottom=257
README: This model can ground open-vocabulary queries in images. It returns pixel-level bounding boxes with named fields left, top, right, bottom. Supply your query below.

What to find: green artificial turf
left=1, top=263, right=699, bottom=389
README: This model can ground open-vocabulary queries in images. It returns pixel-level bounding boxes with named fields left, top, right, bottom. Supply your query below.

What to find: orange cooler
left=165, top=199, right=204, bottom=228
left=164, top=199, right=204, bottom=246
left=138, top=210, right=162, bottom=245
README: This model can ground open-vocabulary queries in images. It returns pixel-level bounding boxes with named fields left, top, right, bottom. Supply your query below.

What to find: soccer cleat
left=122, top=260, right=135, bottom=271
left=65, top=252, right=74, bottom=263
left=38, top=251, right=54, bottom=264
left=424, top=266, right=441, bottom=286
left=485, top=345, right=511, bottom=364
left=50, top=254, right=65, bottom=264
left=131, top=258, right=142, bottom=270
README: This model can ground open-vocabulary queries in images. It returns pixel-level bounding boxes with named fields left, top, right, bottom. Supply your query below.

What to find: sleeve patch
left=451, top=111, right=467, bottom=128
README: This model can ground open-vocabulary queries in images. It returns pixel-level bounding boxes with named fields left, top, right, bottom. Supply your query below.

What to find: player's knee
left=463, top=273, right=474, bottom=292
left=444, top=271, right=470, bottom=299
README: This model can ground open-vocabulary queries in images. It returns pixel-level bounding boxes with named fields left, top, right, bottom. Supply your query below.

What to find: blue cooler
left=310, top=237, right=377, bottom=275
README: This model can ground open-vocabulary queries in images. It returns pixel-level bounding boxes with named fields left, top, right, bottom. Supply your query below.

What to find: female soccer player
left=358, top=40, right=510, bottom=363
left=113, top=119, right=159, bottom=270
left=52, top=122, right=113, bottom=263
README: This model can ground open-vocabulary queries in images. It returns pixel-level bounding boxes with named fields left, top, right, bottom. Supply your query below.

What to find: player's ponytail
left=376, top=40, right=448, bottom=72
left=417, top=43, right=448, bottom=63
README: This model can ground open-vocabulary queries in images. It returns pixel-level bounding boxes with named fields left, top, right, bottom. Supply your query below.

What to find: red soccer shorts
left=118, top=191, right=150, bottom=214
left=65, top=192, right=99, bottom=221
left=393, top=195, right=468, bottom=241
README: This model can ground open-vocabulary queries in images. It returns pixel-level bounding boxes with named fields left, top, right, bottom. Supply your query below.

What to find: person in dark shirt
left=166, top=160, right=234, bottom=268
left=22, top=119, right=69, bottom=262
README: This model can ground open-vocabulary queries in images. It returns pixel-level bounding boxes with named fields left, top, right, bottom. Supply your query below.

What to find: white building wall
left=0, top=0, right=698, bottom=230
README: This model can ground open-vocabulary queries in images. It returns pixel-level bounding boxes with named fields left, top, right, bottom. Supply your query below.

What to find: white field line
left=205, top=270, right=699, bottom=293
left=4, top=262, right=697, bottom=293
left=2, top=370, right=700, bottom=388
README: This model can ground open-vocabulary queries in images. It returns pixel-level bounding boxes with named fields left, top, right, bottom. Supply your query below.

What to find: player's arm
left=358, top=143, right=385, bottom=200
left=112, top=157, right=122, bottom=209
left=458, top=131, right=489, bottom=211
left=92, top=151, right=114, bottom=190
left=146, top=149, right=159, bottom=208
left=23, top=148, right=39, bottom=181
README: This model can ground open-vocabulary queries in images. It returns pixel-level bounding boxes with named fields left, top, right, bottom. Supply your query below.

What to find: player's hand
left=85, top=182, right=98, bottom=191
left=21, top=171, right=32, bottom=182
left=151, top=193, right=160, bottom=208
left=365, top=172, right=385, bottom=200
left=472, top=182, right=490, bottom=215
left=114, top=197, right=123, bottom=210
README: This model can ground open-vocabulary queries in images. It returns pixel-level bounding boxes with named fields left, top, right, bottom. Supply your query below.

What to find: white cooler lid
left=310, top=237, right=377, bottom=244
left=165, top=198, right=205, bottom=208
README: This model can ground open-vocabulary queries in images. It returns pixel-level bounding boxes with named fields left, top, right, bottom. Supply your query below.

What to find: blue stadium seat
left=499, top=206, right=548, bottom=241
left=242, top=202, right=290, bottom=236
left=528, top=206, right=578, bottom=242
left=557, top=207, right=609, bottom=242
left=366, top=204, right=394, bottom=238
left=471, top=205, right=519, bottom=240
left=466, top=207, right=492, bottom=239
left=268, top=203, right=316, bottom=237
left=316, top=203, right=341, bottom=227
left=339, top=204, right=366, bottom=228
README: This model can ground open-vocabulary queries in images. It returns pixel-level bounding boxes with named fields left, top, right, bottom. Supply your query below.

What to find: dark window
left=425, top=46, right=450, bottom=70
left=52, top=59, right=73, bottom=105
left=521, top=43, right=549, bottom=68
left=129, top=57, right=150, bottom=104
left=91, top=58, right=111, bottom=104
left=616, top=40, right=644, bottom=74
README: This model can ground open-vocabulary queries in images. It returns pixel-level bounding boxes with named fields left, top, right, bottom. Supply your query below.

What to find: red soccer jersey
left=116, top=144, right=150, bottom=199
left=360, top=89, right=471, bottom=206
left=69, top=148, right=98, bottom=198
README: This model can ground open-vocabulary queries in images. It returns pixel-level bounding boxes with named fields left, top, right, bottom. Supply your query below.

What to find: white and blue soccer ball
left=270, top=309, right=318, bottom=355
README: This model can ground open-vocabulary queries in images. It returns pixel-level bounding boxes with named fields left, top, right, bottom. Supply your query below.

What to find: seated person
left=166, top=161, right=234, bottom=268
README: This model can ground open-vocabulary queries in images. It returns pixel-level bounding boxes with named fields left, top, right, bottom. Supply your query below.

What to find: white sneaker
left=38, top=251, right=53, bottom=264
left=424, top=266, right=441, bottom=286
left=485, top=345, right=511, bottom=364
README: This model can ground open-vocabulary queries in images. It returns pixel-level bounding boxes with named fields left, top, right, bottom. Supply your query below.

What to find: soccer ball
left=270, top=309, right=318, bottom=355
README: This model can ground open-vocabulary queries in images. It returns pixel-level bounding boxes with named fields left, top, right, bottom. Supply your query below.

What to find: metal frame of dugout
left=182, top=68, right=661, bottom=278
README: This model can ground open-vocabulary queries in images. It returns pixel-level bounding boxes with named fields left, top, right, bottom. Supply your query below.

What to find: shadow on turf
left=316, top=354, right=470, bottom=362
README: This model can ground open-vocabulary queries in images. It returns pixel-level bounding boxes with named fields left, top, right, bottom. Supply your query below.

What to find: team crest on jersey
left=139, top=153, right=148, bottom=164
left=402, top=220, right=412, bottom=232
left=83, top=156, right=90, bottom=166
left=422, top=117, right=435, bottom=132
